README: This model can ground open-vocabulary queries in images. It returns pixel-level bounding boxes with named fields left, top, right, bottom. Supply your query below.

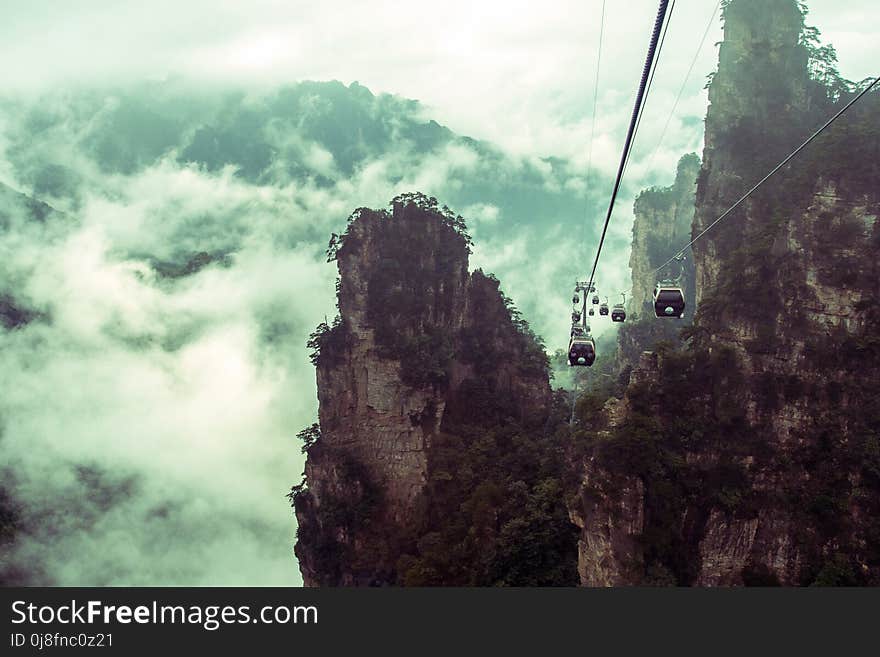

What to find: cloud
left=0, top=163, right=341, bottom=584
left=462, top=202, right=500, bottom=226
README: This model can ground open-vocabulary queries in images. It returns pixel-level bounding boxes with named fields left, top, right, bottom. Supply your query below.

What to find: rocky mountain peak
left=293, top=193, right=567, bottom=586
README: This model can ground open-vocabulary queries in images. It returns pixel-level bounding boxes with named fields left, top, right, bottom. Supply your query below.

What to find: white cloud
left=0, top=161, right=345, bottom=584
left=463, top=202, right=500, bottom=226
left=3, top=1, right=874, bottom=166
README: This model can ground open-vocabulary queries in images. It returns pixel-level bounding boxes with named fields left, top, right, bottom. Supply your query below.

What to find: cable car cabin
left=568, top=335, right=596, bottom=367
left=599, top=303, right=609, bottom=316
left=592, top=295, right=600, bottom=305
left=570, top=323, right=587, bottom=338
left=611, top=304, right=626, bottom=322
left=572, top=310, right=582, bottom=323
left=653, top=284, right=685, bottom=318
left=588, top=307, right=595, bottom=317
left=572, top=294, right=580, bottom=305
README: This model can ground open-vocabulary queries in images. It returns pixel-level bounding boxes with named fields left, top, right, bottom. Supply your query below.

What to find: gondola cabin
left=568, top=334, right=596, bottom=367
left=599, top=302, right=609, bottom=316
left=592, top=295, right=600, bottom=305
left=588, top=307, right=595, bottom=317
left=653, top=284, right=685, bottom=318
left=611, top=304, right=626, bottom=322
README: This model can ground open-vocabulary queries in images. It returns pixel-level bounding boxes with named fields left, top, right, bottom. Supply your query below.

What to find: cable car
left=572, top=293, right=580, bottom=305
left=611, top=304, right=626, bottom=322
left=588, top=307, right=595, bottom=317
left=572, top=310, right=582, bottom=323
left=592, top=294, right=600, bottom=305
left=653, top=283, right=685, bottom=318
left=568, top=333, right=596, bottom=367
left=599, top=302, right=609, bottom=316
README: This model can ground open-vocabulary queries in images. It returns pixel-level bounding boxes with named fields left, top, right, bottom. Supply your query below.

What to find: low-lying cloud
left=0, top=81, right=624, bottom=584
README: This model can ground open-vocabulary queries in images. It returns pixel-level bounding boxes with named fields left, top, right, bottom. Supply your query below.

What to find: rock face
left=313, top=204, right=465, bottom=523
left=569, top=0, right=880, bottom=586
left=567, top=391, right=641, bottom=587
left=294, top=195, right=554, bottom=586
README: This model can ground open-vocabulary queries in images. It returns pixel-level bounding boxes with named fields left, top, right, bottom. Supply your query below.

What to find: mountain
left=292, top=193, right=577, bottom=585
left=567, top=0, right=880, bottom=586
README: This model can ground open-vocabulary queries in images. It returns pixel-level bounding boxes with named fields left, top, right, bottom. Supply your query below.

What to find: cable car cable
left=585, top=0, right=672, bottom=299
left=584, top=0, right=606, bottom=218
left=590, top=0, right=675, bottom=306
left=643, top=0, right=721, bottom=175
left=653, top=74, right=880, bottom=275
left=574, top=0, right=606, bottom=288
left=622, top=0, right=677, bottom=181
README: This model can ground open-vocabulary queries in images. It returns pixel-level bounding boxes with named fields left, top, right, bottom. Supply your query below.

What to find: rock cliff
left=293, top=193, right=575, bottom=586
left=568, top=0, right=880, bottom=586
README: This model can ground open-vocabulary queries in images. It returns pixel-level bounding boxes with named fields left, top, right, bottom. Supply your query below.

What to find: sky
left=1, top=0, right=875, bottom=158
left=0, top=0, right=877, bottom=586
